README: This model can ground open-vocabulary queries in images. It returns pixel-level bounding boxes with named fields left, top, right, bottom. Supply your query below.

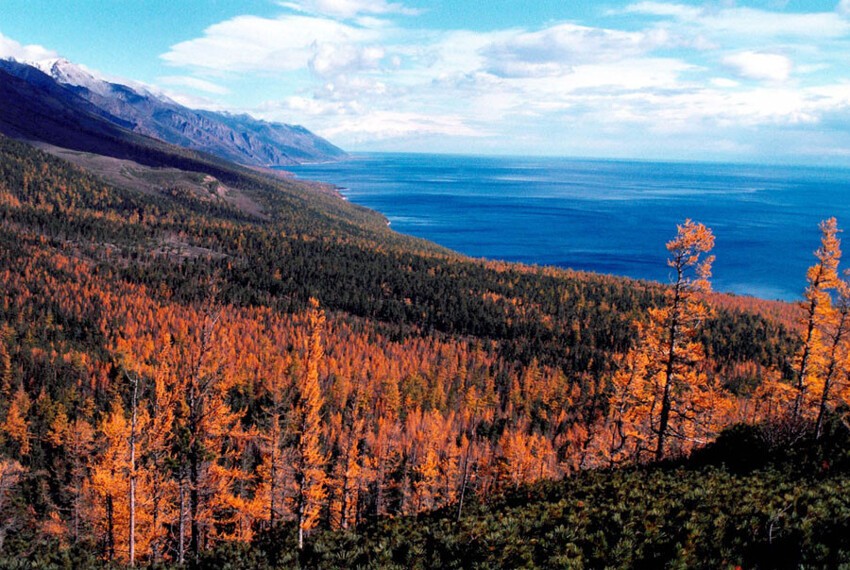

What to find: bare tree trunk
left=297, top=494, right=305, bottom=550
left=106, top=493, right=115, bottom=561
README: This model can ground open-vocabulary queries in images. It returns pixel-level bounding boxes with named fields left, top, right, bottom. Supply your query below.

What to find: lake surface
left=287, top=153, right=850, bottom=301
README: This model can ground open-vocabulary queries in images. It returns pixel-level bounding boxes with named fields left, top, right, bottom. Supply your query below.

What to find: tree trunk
left=129, top=375, right=138, bottom=567
left=178, top=477, right=186, bottom=565
left=106, top=494, right=115, bottom=561
left=815, top=309, right=847, bottom=439
left=456, top=437, right=473, bottom=523
left=656, top=282, right=681, bottom=462
left=794, top=299, right=818, bottom=421
left=190, top=453, right=200, bottom=557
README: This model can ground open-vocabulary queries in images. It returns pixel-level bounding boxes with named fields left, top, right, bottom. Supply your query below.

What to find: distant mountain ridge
left=0, top=57, right=346, bottom=166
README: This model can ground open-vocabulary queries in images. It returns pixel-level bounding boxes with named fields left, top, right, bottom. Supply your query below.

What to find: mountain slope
left=0, top=128, right=820, bottom=568
left=0, top=57, right=345, bottom=166
left=237, top=425, right=850, bottom=570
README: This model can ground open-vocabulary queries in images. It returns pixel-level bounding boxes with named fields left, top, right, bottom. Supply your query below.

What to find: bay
left=286, top=153, right=850, bottom=301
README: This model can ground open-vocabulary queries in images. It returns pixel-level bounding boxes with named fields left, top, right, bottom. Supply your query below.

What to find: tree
left=128, top=374, right=138, bottom=567
left=794, top=217, right=842, bottom=423
left=2, top=385, right=31, bottom=457
left=290, top=298, right=328, bottom=550
left=90, top=397, right=130, bottom=562
left=138, top=354, right=179, bottom=564
left=814, top=275, right=849, bottom=439
left=47, top=403, right=96, bottom=546
left=653, top=220, right=716, bottom=460
left=608, top=220, right=721, bottom=461
left=327, top=411, right=365, bottom=530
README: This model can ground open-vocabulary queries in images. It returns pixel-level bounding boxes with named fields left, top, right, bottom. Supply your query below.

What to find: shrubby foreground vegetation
left=0, top=134, right=847, bottom=568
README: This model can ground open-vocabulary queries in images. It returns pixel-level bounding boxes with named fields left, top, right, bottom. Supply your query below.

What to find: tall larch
left=794, top=217, right=841, bottom=422
left=291, top=298, right=328, bottom=550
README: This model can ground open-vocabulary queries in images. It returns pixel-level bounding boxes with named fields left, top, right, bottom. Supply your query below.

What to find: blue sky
left=2, top=0, right=850, bottom=164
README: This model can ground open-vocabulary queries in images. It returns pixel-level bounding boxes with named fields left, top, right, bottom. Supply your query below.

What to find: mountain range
left=0, top=57, right=345, bottom=167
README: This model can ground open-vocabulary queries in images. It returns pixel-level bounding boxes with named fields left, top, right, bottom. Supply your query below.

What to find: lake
left=287, top=153, right=850, bottom=301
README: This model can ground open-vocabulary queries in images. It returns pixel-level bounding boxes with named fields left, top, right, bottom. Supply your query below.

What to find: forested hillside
left=0, top=133, right=846, bottom=568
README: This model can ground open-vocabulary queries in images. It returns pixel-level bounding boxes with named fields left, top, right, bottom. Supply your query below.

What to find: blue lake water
left=287, top=153, right=850, bottom=301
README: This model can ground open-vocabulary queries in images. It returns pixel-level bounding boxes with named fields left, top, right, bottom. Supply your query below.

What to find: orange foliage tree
left=794, top=217, right=842, bottom=423
left=290, top=298, right=328, bottom=550
left=603, top=220, right=728, bottom=461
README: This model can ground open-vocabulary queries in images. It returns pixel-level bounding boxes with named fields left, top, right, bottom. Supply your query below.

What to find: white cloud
left=152, top=2, right=850, bottom=159
left=839, top=0, right=850, bottom=16
left=710, top=77, right=740, bottom=88
left=482, top=24, right=669, bottom=78
left=279, top=0, right=419, bottom=19
left=161, top=15, right=383, bottom=72
left=621, top=2, right=703, bottom=19
left=309, top=43, right=385, bottom=77
left=0, top=32, right=57, bottom=63
left=702, top=8, right=850, bottom=38
left=723, top=51, right=793, bottom=82
left=623, top=2, right=850, bottom=38
left=320, top=110, right=482, bottom=141
left=158, top=75, right=230, bottom=94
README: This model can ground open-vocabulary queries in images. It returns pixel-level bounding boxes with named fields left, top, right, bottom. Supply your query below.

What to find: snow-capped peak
left=2, top=53, right=170, bottom=104
left=33, top=58, right=112, bottom=96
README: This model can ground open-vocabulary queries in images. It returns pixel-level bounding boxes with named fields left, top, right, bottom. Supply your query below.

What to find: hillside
left=188, top=424, right=850, bottom=569
left=0, top=58, right=345, bottom=167
left=0, top=130, right=844, bottom=568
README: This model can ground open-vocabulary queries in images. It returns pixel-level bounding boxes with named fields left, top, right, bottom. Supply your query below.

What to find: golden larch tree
left=794, top=217, right=842, bottom=422
left=290, top=298, right=328, bottom=550
left=814, top=274, right=849, bottom=438
left=607, top=220, right=724, bottom=461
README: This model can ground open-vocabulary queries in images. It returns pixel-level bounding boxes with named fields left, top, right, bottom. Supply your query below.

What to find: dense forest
left=0, top=133, right=847, bottom=568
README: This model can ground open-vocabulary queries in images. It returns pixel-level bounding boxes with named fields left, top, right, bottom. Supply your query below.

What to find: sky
left=2, top=0, right=850, bottom=164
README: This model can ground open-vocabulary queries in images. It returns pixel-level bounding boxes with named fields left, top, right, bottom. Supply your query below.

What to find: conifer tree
left=607, top=220, right=720, bottom=461
left=90, top=397, right=130, bottom=562
left=255, top=333, right=292, bottom=528
left=2, top=385, right=31, bottom=457
left=814, top=275, right=849, bottom=438
left=795, top=217, right=842, bottom=422
left=141, top=354, right=178, bottom=564
left=652, top=219, right=716, bottom=460
left=291, top=298, right=328, bottom=550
